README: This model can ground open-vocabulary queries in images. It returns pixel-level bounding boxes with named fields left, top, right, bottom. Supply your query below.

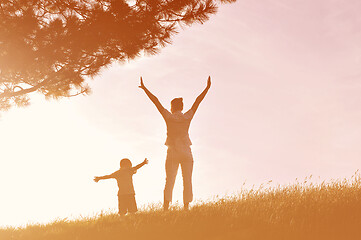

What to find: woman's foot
left=184, top=202, right=189, bottom=210
left=163, top=200, right=170, bottom=211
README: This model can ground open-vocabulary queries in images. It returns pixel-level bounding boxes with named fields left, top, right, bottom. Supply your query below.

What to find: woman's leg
left=180, top=148, right=194, bottom=206
left=164, top=148, right=180, bottom=208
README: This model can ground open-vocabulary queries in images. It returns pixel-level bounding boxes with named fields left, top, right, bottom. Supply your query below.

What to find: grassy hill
left=1, top=174, right=361, bottom=240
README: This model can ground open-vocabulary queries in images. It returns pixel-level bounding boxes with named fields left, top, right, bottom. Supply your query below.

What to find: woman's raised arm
left=190, top=76, right=211, bottom=113
left=139, top=77, right=167, bottom=115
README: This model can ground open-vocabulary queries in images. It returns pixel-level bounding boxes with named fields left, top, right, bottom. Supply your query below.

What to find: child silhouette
left=94, top=158, right=148, bottom=215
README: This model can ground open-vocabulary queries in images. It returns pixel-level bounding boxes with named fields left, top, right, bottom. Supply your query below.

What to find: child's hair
left=120, top=158, right=132, bottom=168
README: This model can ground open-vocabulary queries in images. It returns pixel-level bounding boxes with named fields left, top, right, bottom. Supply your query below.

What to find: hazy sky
left=1, top=0, right=361, bottom=227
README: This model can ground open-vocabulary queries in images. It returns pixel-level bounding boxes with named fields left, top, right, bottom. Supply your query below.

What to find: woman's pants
left=164, top=146, right=194, bottom=203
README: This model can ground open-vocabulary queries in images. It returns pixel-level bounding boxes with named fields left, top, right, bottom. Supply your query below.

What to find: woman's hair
left=120, top=158, right=132, bottom=168
left=171, top=97, right=183, bottom=112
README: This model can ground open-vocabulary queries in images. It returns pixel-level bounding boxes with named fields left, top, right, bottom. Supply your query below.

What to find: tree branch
left=0, top=78, right=51, bottom=99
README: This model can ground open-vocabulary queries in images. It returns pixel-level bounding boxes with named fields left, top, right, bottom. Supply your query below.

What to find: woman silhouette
left=139, top=76, right=211, bottom=210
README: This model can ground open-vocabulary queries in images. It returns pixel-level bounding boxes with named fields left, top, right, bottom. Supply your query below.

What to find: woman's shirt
left=160, top=109, right=195, bottom=148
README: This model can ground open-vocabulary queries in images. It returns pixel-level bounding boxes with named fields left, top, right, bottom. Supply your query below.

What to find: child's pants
left=164, top=146, right=194, bottom=203
left=118, top=194, right=137, bottom=215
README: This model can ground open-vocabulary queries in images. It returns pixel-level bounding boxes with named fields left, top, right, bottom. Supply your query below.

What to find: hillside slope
left=1, top=174, right=361, bottom=240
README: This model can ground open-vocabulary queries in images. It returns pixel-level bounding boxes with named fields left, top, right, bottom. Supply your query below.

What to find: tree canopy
left=0, top=0, right=235, bottom=110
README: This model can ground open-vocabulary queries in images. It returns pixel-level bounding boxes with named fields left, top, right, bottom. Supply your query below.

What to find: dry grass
left=2, top=173, right=361, bottom=240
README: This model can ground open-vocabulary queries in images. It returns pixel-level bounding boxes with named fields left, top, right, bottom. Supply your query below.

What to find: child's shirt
left=109, top=168, right=137, bottom=195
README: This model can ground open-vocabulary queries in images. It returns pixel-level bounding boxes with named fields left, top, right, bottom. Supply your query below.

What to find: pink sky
left=0, top=0, right=360, bottom=227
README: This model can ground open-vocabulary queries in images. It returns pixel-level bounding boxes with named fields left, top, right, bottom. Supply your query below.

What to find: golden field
left=1, top=173, right=361, bottom=240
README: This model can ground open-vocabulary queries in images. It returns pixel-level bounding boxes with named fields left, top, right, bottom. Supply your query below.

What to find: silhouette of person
left=139, top=76, right=211, bottom=210
left=94, top=158, right=148, bottom=215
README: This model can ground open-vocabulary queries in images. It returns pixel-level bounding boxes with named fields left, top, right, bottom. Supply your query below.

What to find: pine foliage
left=0, top=0, right=235, bottom=110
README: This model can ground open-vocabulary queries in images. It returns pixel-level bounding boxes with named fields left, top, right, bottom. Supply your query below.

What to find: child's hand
left=93, top=177, right=100, bottom=182
left=143, top=158, right=149, bottom=164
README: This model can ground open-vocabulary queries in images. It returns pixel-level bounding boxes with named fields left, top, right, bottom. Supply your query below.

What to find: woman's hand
left=139, top=77, right=146, bottom=90
left=206, top=76, right=211, bottom=89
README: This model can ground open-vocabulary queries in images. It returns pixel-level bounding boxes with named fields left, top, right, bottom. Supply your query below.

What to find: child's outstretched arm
left=93, top=173, right=115, bottom=182
left=133, top=158, right=149, bottom=170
